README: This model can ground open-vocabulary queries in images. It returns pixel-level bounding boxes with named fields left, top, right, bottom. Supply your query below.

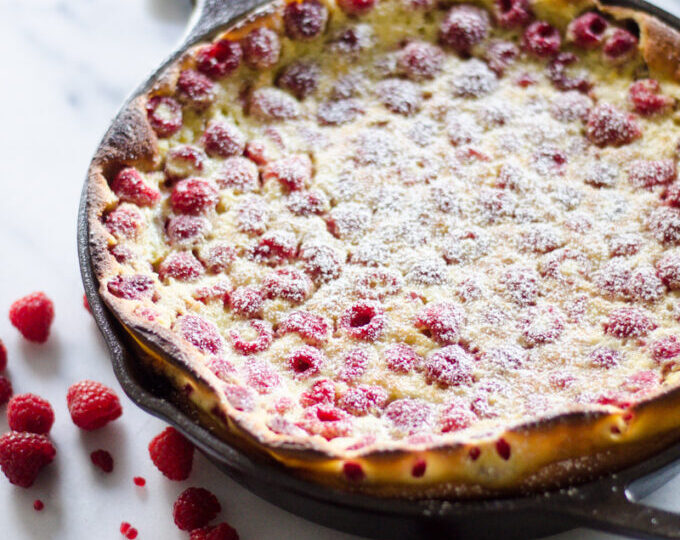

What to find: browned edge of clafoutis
left=85, top=0, right=680, bottom=498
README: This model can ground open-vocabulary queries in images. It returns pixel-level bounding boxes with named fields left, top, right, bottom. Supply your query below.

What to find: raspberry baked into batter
left=88, top=0, right=680, bottom=496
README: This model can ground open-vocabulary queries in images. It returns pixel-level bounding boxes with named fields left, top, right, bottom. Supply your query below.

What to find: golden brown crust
left=85, top=0, right=680, bottom=497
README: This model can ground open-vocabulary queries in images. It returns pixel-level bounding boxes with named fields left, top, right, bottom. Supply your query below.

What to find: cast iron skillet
left=78, top=0, right=680, bottom=538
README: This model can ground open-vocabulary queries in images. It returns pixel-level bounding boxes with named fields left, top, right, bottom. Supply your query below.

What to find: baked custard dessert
left=88, top=0, right=680, bottom=496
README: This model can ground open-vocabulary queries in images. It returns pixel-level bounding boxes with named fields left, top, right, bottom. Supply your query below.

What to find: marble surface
left=1, top=0, right=680, bottom=538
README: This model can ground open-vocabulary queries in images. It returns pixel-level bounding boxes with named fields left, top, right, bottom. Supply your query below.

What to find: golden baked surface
left=89, top=0, right=680, bottom=491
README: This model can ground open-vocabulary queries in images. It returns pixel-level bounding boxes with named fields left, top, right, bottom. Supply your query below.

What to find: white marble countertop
left=1, top=0, right=680, bottom=538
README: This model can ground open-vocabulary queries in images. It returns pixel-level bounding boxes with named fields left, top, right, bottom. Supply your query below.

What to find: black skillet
left=78, top=0, right=680, bottom=538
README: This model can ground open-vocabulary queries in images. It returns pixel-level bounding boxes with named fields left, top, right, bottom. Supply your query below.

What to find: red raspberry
left=284, top=0, right=328, bottom=41
left=173, top=487, right=221, bottom=531
left=522, top=21, right=561, bottom=57
left=261, top=267, right=311, bottom=303
left=244, top=358, right=281, bottom=394
left=215, top=157, right=259, bottom=192
left=628, top=159, right=676, bottom=189
left=299, top=379, right=335, bottom=407
left=190, top=522, right=240, bottom=540
left=253, top=230, right=298, bottom=265
left=196, top=39, right=242, bottom=79
left=415, top=303, right=465, bottom=345
left=148, top=427, right=194, bottom=481
left=0, top=339, right=6, bottom=371
left=297, top=404, right=351, bottom=440
left=493, top=0, right=532, bottom=29
left=603, top=28, right=638, bottom=63
left=287, top=346, right=325, bottom=379
left=249, top=87, right=301, bottom=120
left=519, top=305, right=565, bottom=347
left=547, top=52, right=591, bottom=92
left=193, top=281, right=231, bottom=304
left=501, top=265, right=539, bottom=306
left=338, top=348, right=369, bottom=383
left=423, top=345, right=474, bottom=388
left=384, top=398, right=433, bottom=435
left=67, top=380, right=123, bottom=431
left=287, top=190, right=328, bottom=216
left=338, top=385, right=388, bottom=416
left=0, top=432, right=56, bottom=488
left=229, top=320, right=273, bottom=355
left=243, top=27, right=281, bottom=70
left=107, top=274, right=155, bottom=301
left=158, top=251, right=204, bottom=282
left=567, top=12, right=608, bottom=49
left=277, top=61, right=320, bottom=100
left=663, top=183, right=680, bottom=207
left=589, top=347, right=622, bottom=369
left=650, top=336, right=680, bottom=365
left=439, top=400, right=476, bottom=433
left=604, top=307, right=656, bottom=338
left=299, top=243, right=341, bottom=283
left=223, top=384, right=255, bottom=412
left=648, top=207, right=680, bottom=244
left=227, top=287, right=263, bottom=318
left=607, top=233, right=641, bottom=256
left=354, top=269, right=402, bottom=300
left=656, top=253, right=680, bottom=289
left=165, top=145, right=206, bottom=180
left=105, top=206, right=142, bottom=239
left=244, top=140, right=268, bottom=165
left=176, top=69, right=215, bottom=110
left=111, top=168, right=160, bottom=207
left=628, top=266, right=665, bottom=302
left=383, top=344, right=420, bottom=374
left=482, top=346, right=526, bottom=370
left=439, top=4, right=490, bottom=55
left=629, top=79, right=674, bottom=116
left=171, top=177, right=219, bottom=215
left=9, top=292, right=55, bottom=344
left=202, top=121, right=246, bottom=158
left=484, top=40, right=519, bottom=76
left=397, top=41, right=444, bottom=81
left=235, top=196, right=269, bottom=235
left=376, top=79, right=422, bottom=116
left=7, top=394, right=54, bottom=434
left=585, top=104, right=641, bottom=147
left=262, top=154, right=312, bottom=191
left=90, top=449, right=114, bottom=473
left=0, top=376, right=12, bottom=405
left=337, top=0, right=375, bottom=15
left=339, top=302, right=385, bottom=341
left=277, top=311, right=329, bottom=345
left=146, top=96, right=182, bottom=138
left=317, top=98, right=364, bottom=126
left=197, top=242, right=236, bottom=273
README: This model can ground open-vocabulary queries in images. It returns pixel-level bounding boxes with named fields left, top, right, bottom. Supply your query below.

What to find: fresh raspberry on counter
left=9, top=292, right=55, bottom=344
left=148, top=427, right=194, bottom=481
left=0, top=432, right=56, bottom=488
left=0, top=339, right=6, bottom=371
left=190, top=522, right=240, bottom=540
left=90, top=449, right=114, bottom=473
left=0, top=376, right=13, bottom=406
left=7, top=393, right=55, bottom=434
left=173, top=487, right=221, bottom=531
left=66, top=380, right=123, bottom=431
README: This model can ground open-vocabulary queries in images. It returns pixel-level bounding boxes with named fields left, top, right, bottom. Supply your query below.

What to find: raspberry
left=171, top=178, right=219, bottom=215
left=67, top=380, right=122, bottom=431
left=148, top=427, right=194, bottom=481
left=190, top=522, right=240, bottom=540
left=229, top=320, right=273, bottom=354
left=215, top=157, right=259, bottom=192
left=376, top=79, right=422, bottom=116
left=415, top=303, right=465, bottom=345
left=339, top=302, right=385, bottom=341
left=299, top=243, right=341, bottom=283
left=423, top=345, right=474, bottom=388
left=107, top=274, right=155, bottom=301
left=547, top=52, right=591, bottom=93
left=339, top=348, right=369, bottom=382
left=648, top=207, right=680, bottom=244
left=297, top=404, right=351, bottom=439
left=519, top=305, right=565, bottom=347
left=656, top=253, right=680, bottom=289
left=338, top=385, right=388, bottom=416
left=173, top=487, right=221, bottom=531
left=223, top=384, right=255, bottom=412
left=111, top=168, right=160, bottom=207
left=397, top=41, right=444, bottom=81
left=235, top=196, right=268, bottom=235
left=317, top=99, right=363, bottom=126
left=146, top=96, right=182, bottom=138
left=482, top=345, right=526, bottom=370
left=193, top=281, right=231, bottom=304
left=439, top=400, right=476, bottom=433
left=287, top=190, right=328, bottom=216
left=261, top=267, right=311, bottom=303
left=493, top=0, right=531, bottom=29
left=105, top=206, right=141, bottom=239
left=176, top=69, right=215, bottom=110
left=277, top=61, right=320, bottom=100
left=244, top=358, right=281, bottom=394
left=243, top=27, right=281, bottom=70
left=284, top=0, right=328, bottom=41
left=165, top=145, right=206, bottom=180
left=227, top=287, right=263, bottom=318
left=0, top=377, right=12, bottom=405
left=585, top=104, right=641, bottom=147
left=342, top=462, right=365, bottom=482
left=277, top=311, right=329, bottom=345
left=608, top=233, right=641, bottom=256
left=384, top=398, right=433, bottom=435
left=327, top=203, right=371, bottom=239
left=650, top=336, right=680, bottom=365
left=567, top=12, right=608, bottom=49
left=603, top=28, right=638, bottom=63
left=604, top=307, right=656, bottom=338
left=196, top=39, right=242, bottom=79
left=249, top=87, right=301, bottom=120
left=501, top=265, right=540, bottom=306
left=253, top=230, right=298, bottom=265
left=245, top=140, right=268, bottom=165
left=165, top=214, right=210, bottom=247
left=439, top=4, right=490, bottom=56
left=0, top=432, right=56, bottom=488
left=9, top=292, right=55, bottom=344
left=158, top=251, right=204, bottom=282
left=90, top=449, right=114, bottom=473
left=337, top=0, right=376, bottom=15
left=7, top=394, right=54, bottom=434
left=197, top=242, right=236, bottom=273
left=629, top=78, right=673, bottom=116
left=628, top=159, right=676, bottom=189
left=262, top=154, right=312, bottom=191
left=551, top=90, right=593, bottom=123
left=663, top=183, right=680, bottom=207
left=383, top=344, right=420, bottom=374
left=0, top=340, right=6, bottom=371
left=484, top=40, right=519, bottom=76
left=287, top=346, right=324, bottom=379
left=589, top=347, right=622, bottom=369
left=522, top=21, right=561, bottom=57
left=202, top=121, right=246, bottom=158
left=628, top=266, right=665, bottom=302
left=299, top=378, right=335, bottom=407
left=496, top=438, right=511, bottom=460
